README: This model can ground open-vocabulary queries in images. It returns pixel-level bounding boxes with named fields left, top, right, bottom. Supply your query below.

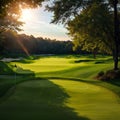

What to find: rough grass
left=0, top=55, right=120, bottom=120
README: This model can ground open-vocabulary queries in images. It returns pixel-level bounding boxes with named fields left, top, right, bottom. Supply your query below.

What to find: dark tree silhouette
left=113, top=0, right=119, bottom=70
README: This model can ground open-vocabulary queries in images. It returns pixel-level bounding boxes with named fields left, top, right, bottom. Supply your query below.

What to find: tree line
left=0, top=31, right=86, bottom=56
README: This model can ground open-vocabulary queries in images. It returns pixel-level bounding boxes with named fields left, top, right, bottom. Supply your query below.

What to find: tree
left=67, top=2, right=114, bottom=58
left=113, top=0, right=120, bottom=70
left=0, top=0, right=45, bottom=33
left=0, top=0, right=45, bottom=53
left=46, top=0, right=120, bottom=70
left=0, top=1, right=22, bottom=33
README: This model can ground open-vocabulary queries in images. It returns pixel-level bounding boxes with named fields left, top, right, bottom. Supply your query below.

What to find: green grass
left=0, top=55, right=120, bottom=120
left=9, top=55, right=113, bottom=78
left=51, top=80, right=120, bottom=120
left=0, top=79, right=89, bottom=120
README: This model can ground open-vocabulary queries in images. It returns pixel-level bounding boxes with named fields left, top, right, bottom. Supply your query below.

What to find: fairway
left=10, top=55, right=113, bottom=79
left=0, top=79, right=120, bottom=120
left=10, top=57, right=77, bottom=73
left=0, top=55, right=120, bottom=120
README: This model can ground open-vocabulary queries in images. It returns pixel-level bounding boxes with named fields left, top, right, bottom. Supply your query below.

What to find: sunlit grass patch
left=9, top=56, right=88, bottom=73
left=7, top=55, right=116, bottom=79
left=51, top=80, right=120, bottom=120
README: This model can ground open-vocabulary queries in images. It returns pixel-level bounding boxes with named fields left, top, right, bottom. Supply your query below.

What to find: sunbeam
left=16, top=36, right=30, bottom=56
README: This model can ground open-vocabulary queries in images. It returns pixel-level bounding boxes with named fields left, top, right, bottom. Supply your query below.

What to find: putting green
left=0, top=79, right=120, bottom=120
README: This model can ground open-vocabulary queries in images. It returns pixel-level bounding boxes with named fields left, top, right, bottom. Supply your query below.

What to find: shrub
left=98, top=71, right=104, bottom=76
left=96, top=71, right=104, bottom=79
left=97, top=69, right=120, bottom=81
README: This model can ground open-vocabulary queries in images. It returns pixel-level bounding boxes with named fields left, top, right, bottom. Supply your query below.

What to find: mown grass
left=0, top=80, right=90, bottom=120
left=0, top=54, right=120, bottom=120
left=51, top=79, right=120, bottom=120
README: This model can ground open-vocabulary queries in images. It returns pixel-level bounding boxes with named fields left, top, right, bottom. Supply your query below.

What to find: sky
left=19, top=3, right=70, bottom=41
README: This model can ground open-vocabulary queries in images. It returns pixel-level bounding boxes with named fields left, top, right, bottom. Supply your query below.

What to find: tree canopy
left=46, top=0, right=116, bottom=23
left=46, top=0, right=120, bottom=70
left=67, top=2, right=114, bottom=54
left=0, top=0, right=45, bottom=33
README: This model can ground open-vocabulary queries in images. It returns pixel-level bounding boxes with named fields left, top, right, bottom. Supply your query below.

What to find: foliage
left=0, top=2, right=23, bottom=33
left=46, top=0, right=120, bottom=70
left=0, top=0, right=44, bottom=17
left=46, top=0, right=118, bottom=24
left=67, top=3, right=115, bottom=55
left=96, top=71, right=105, bottom=77
left=0, top=0, right=45, bottom=33
left=0, top=0, right=45, bottom=56
left=97, top=69, right=120, bottom=80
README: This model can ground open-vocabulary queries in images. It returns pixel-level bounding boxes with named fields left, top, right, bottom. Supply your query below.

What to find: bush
left=97, top=69, right=120, bottom=81
left=98, top=71, right=104, bottom=76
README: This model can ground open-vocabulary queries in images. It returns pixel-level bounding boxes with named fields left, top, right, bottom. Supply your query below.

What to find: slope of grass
left=0, top=55, right=120, bottom=120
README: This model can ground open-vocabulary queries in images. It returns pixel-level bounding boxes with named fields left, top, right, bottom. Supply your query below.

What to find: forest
left=0, top=30, right=90, bottom=56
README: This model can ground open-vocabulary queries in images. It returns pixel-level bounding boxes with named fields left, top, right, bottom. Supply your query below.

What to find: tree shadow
left=0, top=76, right=90, bottom=120
left=0, top=61, right=35, bottom=99
left=0, top=61, right=14, bottom=75
left=16, top=59, right=34, bottom=64
left=104, top=79, right=120, bottom=87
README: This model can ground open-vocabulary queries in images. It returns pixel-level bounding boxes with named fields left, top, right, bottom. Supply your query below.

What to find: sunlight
left=16, top=38, right=30, bottom=56
left=20, top=9, right=34, bottom=22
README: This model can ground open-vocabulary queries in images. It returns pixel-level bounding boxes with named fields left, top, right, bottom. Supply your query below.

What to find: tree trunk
left=113, top=0, right=119, bottom=70
left=93, top=49, right=97, bottom=59
left=113, top=48, right=119, bottom=70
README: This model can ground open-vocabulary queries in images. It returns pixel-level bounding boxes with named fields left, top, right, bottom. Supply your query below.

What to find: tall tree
left=46, top=0, right=120, bottom=70
left=0, top=0, right=45, bottom=53
left=113, top=0, right=120, bottom=70
left=67, top=2, right=114, bottom=57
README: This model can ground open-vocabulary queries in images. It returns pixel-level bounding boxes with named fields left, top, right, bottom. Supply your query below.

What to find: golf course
left=0, top=55, right=120, bottom=120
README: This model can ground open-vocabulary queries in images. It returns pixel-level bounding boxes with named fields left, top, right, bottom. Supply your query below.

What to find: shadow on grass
left=0, top=78, right=90, bottom=120
left=0, top=62, right=90, bottom=120
left=0, top=61, right=35, bottom=99
left=0, top=61, right=14, bottom=75
left=16, top=59, right=34, bottom=64
left=105, top=79, right=120, bottom=87
left=74, top=59, right=94, bottom=63
left=74, top=59, right=112, bottom=64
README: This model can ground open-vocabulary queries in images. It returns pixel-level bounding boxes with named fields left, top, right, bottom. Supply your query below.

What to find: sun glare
left=20, top=9, right=33, bottom=22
